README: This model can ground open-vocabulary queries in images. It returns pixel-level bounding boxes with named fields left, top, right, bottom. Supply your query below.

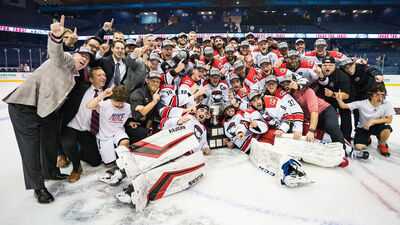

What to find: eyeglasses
left=88, top=44, right=100, bottom=51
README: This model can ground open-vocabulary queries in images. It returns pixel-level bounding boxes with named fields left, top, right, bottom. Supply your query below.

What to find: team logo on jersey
left=355, top=77, right=360, bottom=82
left=227, top=122, right=237, bottom=137
left=184, top=80, right=192, bottom=85
left=308, top=61, right=313, bottom=66
left=256, top=74, right=262, bottom=80
left=280, top=68, right=286, bottom=73
left=270, top=99, right=276, bottom=105
left=280, top=90, right=286, bottom=96
left=337, top=52, right=343, bottom=56
left=218, top=63, right=223, bottom=68
left=220, top=85, right=227, bottom=90
left=212, top=90, right=222, bottom=95
left=194, top=125, right=203, bottom=141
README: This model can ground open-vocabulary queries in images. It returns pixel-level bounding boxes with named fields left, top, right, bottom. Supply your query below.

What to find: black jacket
left=94, top=54, right=127, bottom=90
left=320, top=67, right=351, bottom=107
left=129, top=86, right=160, bottom=126
left=343, top=64, right=383, bottom=100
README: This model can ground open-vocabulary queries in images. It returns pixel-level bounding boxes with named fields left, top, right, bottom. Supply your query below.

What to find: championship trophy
left=207, top=105, right=226, bottom=149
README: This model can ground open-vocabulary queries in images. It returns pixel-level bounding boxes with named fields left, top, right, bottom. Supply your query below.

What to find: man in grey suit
left=2, top=16, right=91, bottom=204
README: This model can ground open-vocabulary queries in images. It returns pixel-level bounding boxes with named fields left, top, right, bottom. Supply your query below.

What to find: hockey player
left=220, top=45, right=237, bottom=77
left=252, top=37, right=270, bottom=69
left=228, top=73, right=250, bottom=112
left=266, top=42, right=288, bottom=67
left=295, top=38, right=306, bottom=56
left=200, top=47, right=224, bottom=71
left=231, top=60, right=261, bottom=91
left=263, top=75, right=304, bottom=139
left=213, top=36, right=226, bottom=59
left=335, top=84, right=394, bottom=157
left=304, top=39, right=346, bottom=66
left=176, top=32, right=188, bottom=51
left=177, top=61, right=208, bottom=108
left=282, top=50, right=327, bottom=91
left=203, top=68, right=229, bottom=106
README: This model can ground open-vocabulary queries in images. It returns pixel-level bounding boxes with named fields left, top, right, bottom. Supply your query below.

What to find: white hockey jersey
left=267, top=50, right=284, bottom=67
left=202, top=80, right=229, bottom=106
left=223, top=110, right=257, bottom=153
left=303, top=50, right=347, bottom=66
left=258, top=95, right=292, bottom=133
left=178, top=75, right=202, bottom=108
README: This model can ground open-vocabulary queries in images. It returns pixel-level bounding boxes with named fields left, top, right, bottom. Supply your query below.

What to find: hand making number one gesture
left=50, top=15, right=65, bottom=38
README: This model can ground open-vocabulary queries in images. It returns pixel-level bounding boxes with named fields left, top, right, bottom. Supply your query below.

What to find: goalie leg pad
left=274, top=134, right=345, bottom=167
left=130, top=151, right=206, bottom=212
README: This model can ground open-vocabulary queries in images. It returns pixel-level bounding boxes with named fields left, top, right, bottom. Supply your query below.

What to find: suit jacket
left=94, top=54, right=126, bottom=89
left=2, top=34, right=76, bottom=118
left=59, top=81, right=91, bottom=130
left=124, top=56, right=146, bottom=93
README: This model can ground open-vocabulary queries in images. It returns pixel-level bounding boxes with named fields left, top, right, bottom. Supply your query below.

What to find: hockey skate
left=114, top=184, right=134, bottom=204
left=99, top=169, right=126, bottom=186
left=350, top=149, right=369, bottom=160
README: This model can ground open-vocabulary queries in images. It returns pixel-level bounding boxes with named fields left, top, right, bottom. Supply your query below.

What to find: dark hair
left=367, top=83, right=387, bottom=100
left=110, top=85, right=129, bottom=102
left=88, top=66, right=103, bottom=79
left=112, top=40, right=126, bottom=48
left=85, top=36, right=103, bottom=45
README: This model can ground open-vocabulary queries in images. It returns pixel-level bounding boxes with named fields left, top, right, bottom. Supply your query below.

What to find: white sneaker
left=350, top=149, right=369, bottom=160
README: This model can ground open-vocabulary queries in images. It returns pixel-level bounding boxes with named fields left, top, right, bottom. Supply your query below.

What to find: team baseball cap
left=148, top=71, right=162, bottom=79
left=175, top=50, right=189, bottom=61
left=280, top=74, right=293, bottom=84
left=287, top=50, right=300, bottom=58
left=245, top=32, right=255, bottom=38
left=194, top=61, right=207, bottom=70
left=209, top=68, right=221, bottom=77
left=315, top=39, right=327, bottom=46
left=295, top=39, right=305, bottom=45
left=229, top=73, right=240, bottom=82
left=225, top=45, right=235, bottom=52
left=278, top=42, right=289, bottom=49
left=233, top=60, right=244, bottom=70
left=202, top=37, right=211, bottom=42
left=162, top=40, right=174, bottom=47
left=166, top=34, right=176, bottom=40
left=125, top=39, right=137, bottom=46
left=160, top=60, right=175, bottom=73
left=240, top=41, right=250, bottom=47
left=265, top=75, right=278, bottom=84
left=321, top=56, right=335, bottom=64
left=154, top=36, right=163, bottom=41
left=223, top=101, right=234, bottom=111
left=177, top=32, right=187, bottom=38
left=248, top=90, right=261, bottom=101
left=149, top=53, right=161, bottom=62
left=76, top=46, right=93, bottom=59
left=258, top=37, right=267, bottom=43
left=259, top=57, right=271, bottom=66
left=204, top=47, right=214, bottom=56
left=341, top=58, right=355, bottom=67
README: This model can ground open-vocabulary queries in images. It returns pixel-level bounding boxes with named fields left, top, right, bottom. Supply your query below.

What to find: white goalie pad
left=115, top=125, right=200, bottom=179
left=130, top=151, right=206, bottom=212
left=249, top=139, right=312, bottom=188
left=274, top=134, right=345, bottom=167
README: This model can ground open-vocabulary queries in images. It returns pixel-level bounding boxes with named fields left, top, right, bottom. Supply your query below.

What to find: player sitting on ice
left=335, top=84, right=395, bottom=157
left=222, top=101, right=311, bottom=187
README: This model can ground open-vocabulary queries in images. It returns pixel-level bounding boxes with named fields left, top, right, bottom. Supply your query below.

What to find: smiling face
left=224, top=106, right=236, bottom=117
left=343, top=63, right=356, bottom=76
left=250, top=96, right=263, bottom=111
left=146, top=77, right=161, bottom=93
left=73, top=52, right=90, bottom=71
left=286, top=56, right=300, bottom=71
left=230, top=79, right=242, bottom=92
left=315, top=44, right=327, bottom=55
left=295, top=42, right=305, bottom=53
left=112, top=41, right=125, bottom=60
left=162, top=45, right=174, bottom=59
left=215, top=38, right=224, bottom=49
left=192, top=68, right=206, bottom=82
left=260, top=62, right=272, bottom=74
left=265, top=80, right=278, bottom=95
left=89, top=68, right=106, bottom=89
left=195, top=107, right=209, bottom=122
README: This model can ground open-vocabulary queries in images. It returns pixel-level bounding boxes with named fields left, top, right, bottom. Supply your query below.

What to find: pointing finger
left=110, top=18, right=114, bottom=25
left=60, top=15, right=65, bottom=27
left=155, top=88, right=160, bottom=94
left=106, top=39, right=109, bottom=45
left=74, top=27, right=77, bottom=34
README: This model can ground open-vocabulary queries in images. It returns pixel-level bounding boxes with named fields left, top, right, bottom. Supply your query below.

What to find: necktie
left=114, top=62, right=121, bottom=85
left=83, top=67, right=89, bottom=83
left=90, top=89, right=100, bottom=135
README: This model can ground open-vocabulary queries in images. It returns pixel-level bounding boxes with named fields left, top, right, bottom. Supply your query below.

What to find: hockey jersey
left=178, top=75, right=202, bottom=108
left=267, top=50, right=285, bottom=67
left=303, top=50, right=346, bottom=66
left=199, top=57, right=224, bottom=71
left=222, top=110, right=256, bottom=153
left=272, top=87, right=304, bottom=132
left=202, top=80, right=229, bottom=106
left=231, top=67, right=262, bottom=91
left=259, top=95, right=292, bottom=132
left=232, top=84, right=250, bottom=112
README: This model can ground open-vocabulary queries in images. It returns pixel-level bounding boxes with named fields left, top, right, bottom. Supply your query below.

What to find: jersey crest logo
left=184, top=80, right=192, bottom=85
left=194, top=125, right=203, bottom=141
left=308, top=61, right=313, bottom=66
left=280, top=68, right=286, bottom=73
left=220, top=85, right=227, bottom=90
left=354, top=77, right=360, bottom=82
left=270, top=99, right=276, bottom=105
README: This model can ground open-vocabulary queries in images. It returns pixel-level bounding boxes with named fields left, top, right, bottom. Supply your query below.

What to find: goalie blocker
left=113, top=125, right=206, bottom=212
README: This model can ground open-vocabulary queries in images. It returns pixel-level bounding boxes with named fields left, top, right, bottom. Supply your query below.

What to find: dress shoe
left=68, top=166, right=83, bottom=183
left=57, top=155, right=69, bottom=168
left=45, top=173, right=69, bottom=181
left=34, top=188, right=54, bottom=204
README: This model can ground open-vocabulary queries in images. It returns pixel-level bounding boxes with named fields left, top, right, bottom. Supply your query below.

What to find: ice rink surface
left=0, top=82, right=399, bottom=225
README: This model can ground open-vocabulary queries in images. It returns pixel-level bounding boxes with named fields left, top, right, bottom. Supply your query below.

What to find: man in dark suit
left=59, top=67, right=106, bottom=183
left=95, top=40, right=146, bottom=92
left=2, top=16, right=91, bottom=203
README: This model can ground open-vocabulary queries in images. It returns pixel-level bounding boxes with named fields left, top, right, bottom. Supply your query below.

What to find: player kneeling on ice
left=335, top=84, right=395, bottom=157
left=221, top=102, right=311, bottom=187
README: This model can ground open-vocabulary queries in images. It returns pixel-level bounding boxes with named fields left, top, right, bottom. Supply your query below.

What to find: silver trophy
left=209, top=105, right=222, bottom=126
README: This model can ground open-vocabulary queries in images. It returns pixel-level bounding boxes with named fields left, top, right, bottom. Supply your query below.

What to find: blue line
left=188, top=189, right=354, bottom=225
left=0, top=117, right=9, bottom=121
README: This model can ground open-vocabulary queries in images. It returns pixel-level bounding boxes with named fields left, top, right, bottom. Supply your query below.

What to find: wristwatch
left=309, top=128, right=315, bottom=133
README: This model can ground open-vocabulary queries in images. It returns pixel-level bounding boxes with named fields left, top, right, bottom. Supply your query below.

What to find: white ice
left=0, top=82, right=399, bottom=225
